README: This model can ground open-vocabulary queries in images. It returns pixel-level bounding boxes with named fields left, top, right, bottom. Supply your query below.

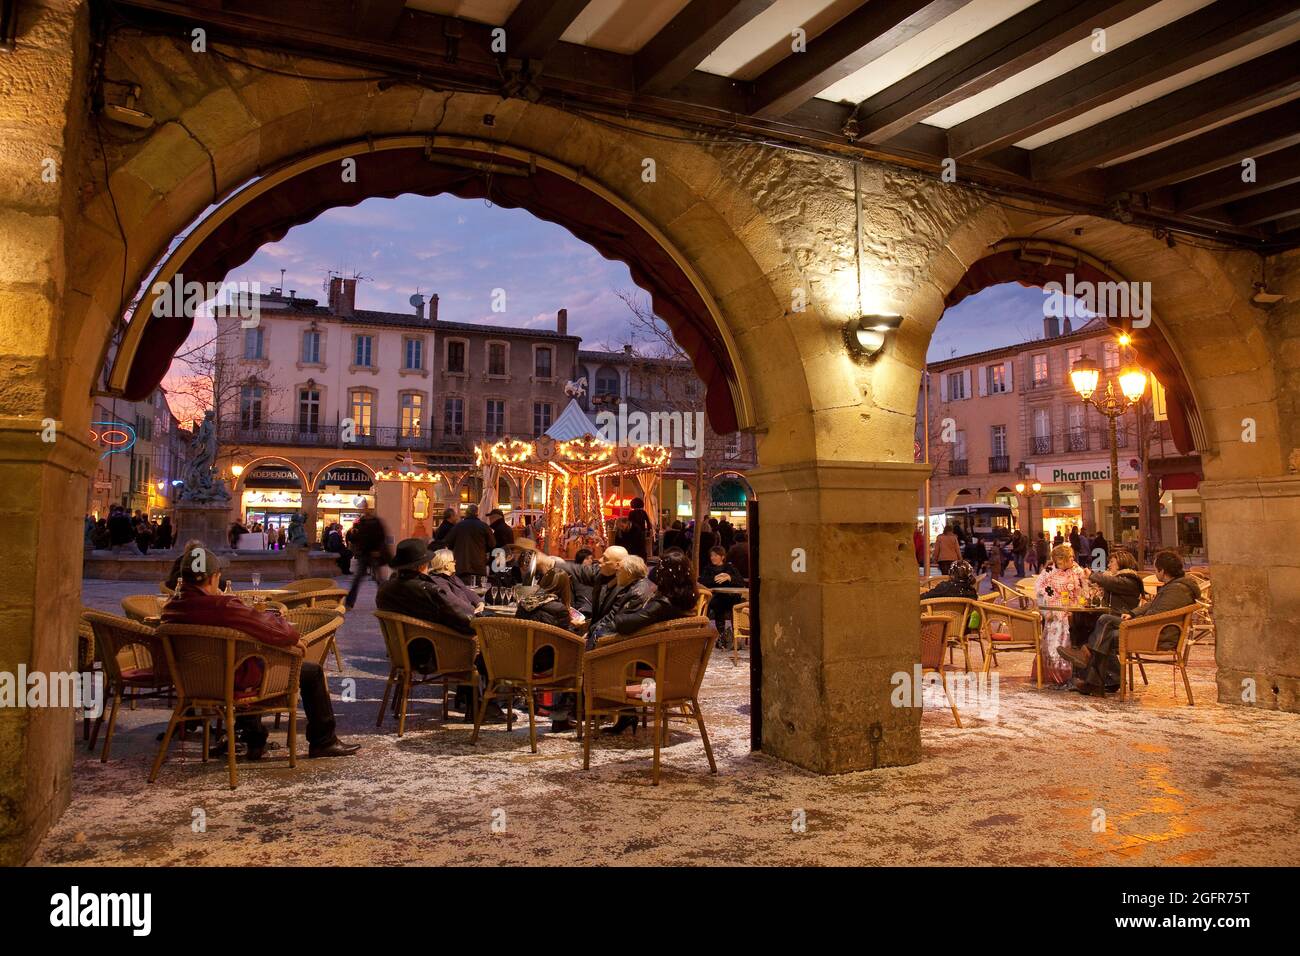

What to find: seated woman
left=608, top=550, right=698, bottom=639
left=1088, top=547, right=1145, bottom=613
left=515, top=567, right=580, bottom=631
left=920, top=560, right=977, bottom=601
left=600, top=551, right=699, bottom=736
left=699, top=545, right=746, bottom=637
left=1035, top=543, right=1089, bottom=687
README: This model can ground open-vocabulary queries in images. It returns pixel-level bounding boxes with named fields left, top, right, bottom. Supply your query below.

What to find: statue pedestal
left=175, top=501, right=233, bottom=553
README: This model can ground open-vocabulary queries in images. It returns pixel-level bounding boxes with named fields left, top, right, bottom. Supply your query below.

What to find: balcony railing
left=221, top=421, right=444, bottom=451
left=948, top=459, right=968, bottom=476
left=1067, top=432, right=1088, bottom=452
left=1032, top=436, right=1052, bottom=455
left=989, top=455, right=1010, bottom=473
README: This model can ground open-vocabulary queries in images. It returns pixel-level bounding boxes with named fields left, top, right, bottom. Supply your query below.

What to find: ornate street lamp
left=1014, top=478, right=1043, bottom=542
left=1072, top=346, right=1147, bottom=546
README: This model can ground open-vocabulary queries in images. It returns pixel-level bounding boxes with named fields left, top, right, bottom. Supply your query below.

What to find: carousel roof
left=545, top=399, right=601, bottom=441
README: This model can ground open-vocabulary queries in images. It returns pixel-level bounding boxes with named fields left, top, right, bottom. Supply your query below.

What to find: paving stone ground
left=32, top=576, right=1300, bottom=866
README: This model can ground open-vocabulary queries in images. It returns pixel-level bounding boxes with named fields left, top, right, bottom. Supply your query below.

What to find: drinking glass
left=251, top=572, right=262, bottom=589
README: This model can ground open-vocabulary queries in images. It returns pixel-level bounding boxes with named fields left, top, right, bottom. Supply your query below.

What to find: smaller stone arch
left=230, top=455, right=309, bottom=497
left=308, top=458, right=378, bottom=493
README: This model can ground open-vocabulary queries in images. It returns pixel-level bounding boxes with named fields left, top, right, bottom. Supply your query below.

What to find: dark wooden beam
left=1176, top=143, right=1300, bottom=214
left=947, top=0, right=1300, bottom=161
left=749, top=0, right=970, bottom=119
left=1228, top=181, right=1300, bottom=226
left=636, top=0, right=774, bottom=94
left=1269, top=212, right=1300, bottom=236
left=352, top=0, right=408, bottom=41
left=1032, top=41, right=1300, bottom=182
left=847, top=0, right=1157, bottom=144
left=504, top=0, right=593, bottom=61
left=1106, top=100, right=1300, bottom=194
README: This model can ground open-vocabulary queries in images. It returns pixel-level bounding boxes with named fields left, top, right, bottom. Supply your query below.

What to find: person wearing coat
left=432, top=508, right=458, bottom=545
left=1062, top=549, right=1202, bottom=695
left=539, top=545, right=628, bottom=623
left=487, top=508, right=514, bottom=551
left=445, top=503, right=495, bottom=582
left=344, top=513, right=391, bottom=608
left=921, top=560, right=978, bottom=601
left=161, top=547, right=359, bottom=760
left=933, top=525, right=962, bottom=574
left=699, top=546, right=745, bottom=634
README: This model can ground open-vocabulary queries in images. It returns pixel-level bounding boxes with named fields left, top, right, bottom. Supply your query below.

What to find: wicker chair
left=279, top=591, right=348, bottom=672
left=284, top=607, right=345, bottom=670
left=158, top=581, right=176, bottom=596
left=121, top=594, right=167, bottom=624
left=77, top=609, right=96, bottom=741
left=470, top=617, right=585, bottom=753
left=978, top=603, right=1044, bottom=686
left=283, top=577, right=338, bottom=593
left=920, top=613, right=961, bottom=726
left=151, top=622, right=304, bottom=788
left=373, top=611, right=479, bottom=736
left=693, top=586, right=712, bottom=617
left=82, top=611, right=175, bottom=762
left=992, top=578, right=1031, bottom=609
left=1119, top=605, right=1197, bottom=705
left=731, top=602, right=750, bottom=666
left=919, top=597, right=983, bottom=671
left=581, top=624, right=717, bottom=784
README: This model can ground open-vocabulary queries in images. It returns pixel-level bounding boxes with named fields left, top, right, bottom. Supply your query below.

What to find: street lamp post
left=1071, top=345, right=1148, bottom=548
left=1014, top=477, right=1043, bottom=541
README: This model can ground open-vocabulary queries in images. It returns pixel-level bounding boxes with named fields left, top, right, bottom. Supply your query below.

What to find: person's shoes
left=307, top=739, right=361, bottom=758
left=246, top=740, right=268, bottom=761
left=1059, top=645, right=1091, bottom=668
left=1072, top=679, right=1106, bottom=697
left=601, top=714, right=638, bottom=736
left=550, top=718, right=574, bottom=733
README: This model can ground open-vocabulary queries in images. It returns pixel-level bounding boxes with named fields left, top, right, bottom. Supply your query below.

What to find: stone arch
left=230, top=455, right=309, bottom=498
left=308, top=458, right=377, bottom=494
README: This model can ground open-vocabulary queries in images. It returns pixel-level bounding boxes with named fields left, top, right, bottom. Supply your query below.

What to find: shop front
left=709, top=476, right=751, bottom=530
left=1029, top=458, right=1140, bottom=543
left=240, top=465, right=304, bottom=539
left=314, top=466, right=375, bottom=540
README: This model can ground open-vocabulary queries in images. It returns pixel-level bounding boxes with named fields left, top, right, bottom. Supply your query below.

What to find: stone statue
left=564, top=376, right=588, bottom=397
left=179, top=410, right=232, bottom=503
left=288, top=512, right=308, bottom=547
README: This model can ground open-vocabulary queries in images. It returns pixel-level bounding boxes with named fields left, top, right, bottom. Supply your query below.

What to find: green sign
left=711, top=478, right=748, bottom=510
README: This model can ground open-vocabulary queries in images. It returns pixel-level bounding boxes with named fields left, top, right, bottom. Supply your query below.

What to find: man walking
left=344, top=513, right=391, bottom=609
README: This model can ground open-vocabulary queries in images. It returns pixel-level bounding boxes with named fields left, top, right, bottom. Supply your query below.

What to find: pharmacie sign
left=1044, top=459, right=1139, bottom=483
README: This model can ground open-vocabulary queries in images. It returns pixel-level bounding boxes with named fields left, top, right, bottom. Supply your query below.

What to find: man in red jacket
left=162, top=548, right=359, bottom=760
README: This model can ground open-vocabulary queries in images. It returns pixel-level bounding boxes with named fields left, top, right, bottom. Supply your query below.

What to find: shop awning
left=1160, top=472, right=1201, bottom=492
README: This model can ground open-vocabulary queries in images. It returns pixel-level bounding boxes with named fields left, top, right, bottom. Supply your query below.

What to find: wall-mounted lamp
left=844, top=313, right=902, bottom=360
left=230, top=464, right=245, bottom=478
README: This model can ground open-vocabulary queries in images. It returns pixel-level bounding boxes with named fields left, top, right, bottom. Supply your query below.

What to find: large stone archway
left=6, top=1, right=1300, bottom=863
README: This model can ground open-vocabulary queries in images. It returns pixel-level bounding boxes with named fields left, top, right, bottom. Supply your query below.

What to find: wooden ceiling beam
left=749, top=0, right=970, bottom=119
left=635, top=0, right=775, bottom=94
left=1031, top=41, right=1300, bottom=182
left=1228, top=181, right=1300, bottom=227
left=1176, top=143, right=1300, bottom=214
left=947, top=0, right=1300, bottom=161
left=846, top=0, right=1158, bottom=145
left=1103, top=99, right=1300, bottom=195
left=503, top=0, right=593, bottom=61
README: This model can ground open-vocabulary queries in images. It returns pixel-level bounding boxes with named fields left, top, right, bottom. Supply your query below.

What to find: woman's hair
left=1110, top=548, right=1139, bottom=572
left=949, top=560, right=976, bottom=585
left=1051, top=543, right=1075, bottom=566
left=651, top=551, right=697, bottom=609
left=574, top=548, right=593, bottom=564
left=428, top=549, right=456, bottom=575
left=710, top=545, right=727, bottom=558
left=620, top=555, right=648, bottom=580
left=630, top=497, right=644, bottom=509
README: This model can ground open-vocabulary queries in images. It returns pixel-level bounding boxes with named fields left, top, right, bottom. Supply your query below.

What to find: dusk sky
left=169, top=193, right=1050, bottom=404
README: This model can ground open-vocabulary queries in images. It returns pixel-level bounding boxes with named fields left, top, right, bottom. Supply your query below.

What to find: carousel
left=475, top=399, right=671, bottom=553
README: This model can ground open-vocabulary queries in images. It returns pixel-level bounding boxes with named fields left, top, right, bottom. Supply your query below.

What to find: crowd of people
left=919, top=520, right=1110, bottom=581
left=86, top=507, right=173, bottom=554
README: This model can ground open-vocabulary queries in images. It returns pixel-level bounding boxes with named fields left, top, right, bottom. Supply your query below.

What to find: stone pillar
left=302, top=496, right=319, bottom=548
left=747, top=460, right=930, bottom=773
left=0, top=0, right=92, bottom=864
left=1201, top=476, right=1300, bottom=712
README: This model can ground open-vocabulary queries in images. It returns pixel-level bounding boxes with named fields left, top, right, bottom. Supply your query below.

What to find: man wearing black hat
left=487, top=508, right=514, bottom=551
left=161, top=547, right=360, bottom=760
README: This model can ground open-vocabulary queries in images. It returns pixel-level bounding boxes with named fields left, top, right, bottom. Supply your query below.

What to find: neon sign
left=90, top=421, right=136, bottom=460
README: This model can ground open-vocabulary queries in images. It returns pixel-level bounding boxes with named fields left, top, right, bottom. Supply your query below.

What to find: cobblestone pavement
left=32, top=577, right=1300, bottom=866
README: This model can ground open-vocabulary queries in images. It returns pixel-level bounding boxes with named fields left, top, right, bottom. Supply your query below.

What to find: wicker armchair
left=284, top=607, right=345, bottom=670
left=581, top=624, right=717, bottom=784
left=374, top=611, right=479, bottom=736
left=151, top=623, right=304, bottom=788
left=978, top=603, right=1043, bottom=686
left=1119, top=605, right=1197, bottom=704
left=919, top=597, right=983, bottom=671
left=920, top=613, right=961, bottom=726
left=283, top=577, right=338, bottom=593
left=280, top=591, right=348, bottom=670
left=693, top=587, right=712, bottom=617
left=82, top=611, right=175, bottom=762
left=731, top=602, right=750, bottom=666
left=121, top=594, right=167, bottom=624
left=470, top=617, right=585, bottom=753
left=992, top=578, right=1032, bottom=609
left=593, top=614, right=710, bottom=647
left=77, top=609, right=96, bottom=741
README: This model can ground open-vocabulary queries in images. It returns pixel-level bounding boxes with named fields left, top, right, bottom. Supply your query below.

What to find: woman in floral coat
left=1034, top=543, right=1089, bottom=686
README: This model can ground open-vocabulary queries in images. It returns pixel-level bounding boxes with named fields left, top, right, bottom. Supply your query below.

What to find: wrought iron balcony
left=1067, top=432, right=1088, bottom=452
left=220, top=420, right=442, bottom=451
left=1032, top=436, right=1052, bottom=455
left=948, top=459, right=969, bottom=476
left=989, top=455, right=1011, bottom=473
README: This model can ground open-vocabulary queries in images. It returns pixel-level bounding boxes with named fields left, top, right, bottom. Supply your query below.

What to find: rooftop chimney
left=557, top=308, right=568, bottom=336
left=328, top=275, right=356, bottom=316
left=1043, top=315, right=1060, bottom=339
left=1062, top=316, right=1073, bottom=335
left=429, top=293, right=439, bottom=322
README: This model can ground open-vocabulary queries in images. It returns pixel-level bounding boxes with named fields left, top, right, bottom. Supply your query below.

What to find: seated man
left=586, top=554, right=654, bottom=643
left=161, top=548, right=359, bottom=759
left=537, top=545, right=628, bottom=627
left=376, top=542, right=498, bottom=720
left=921, top=560, right=977, bottom=601
left=1060, top=549, right=1202, bottom=696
